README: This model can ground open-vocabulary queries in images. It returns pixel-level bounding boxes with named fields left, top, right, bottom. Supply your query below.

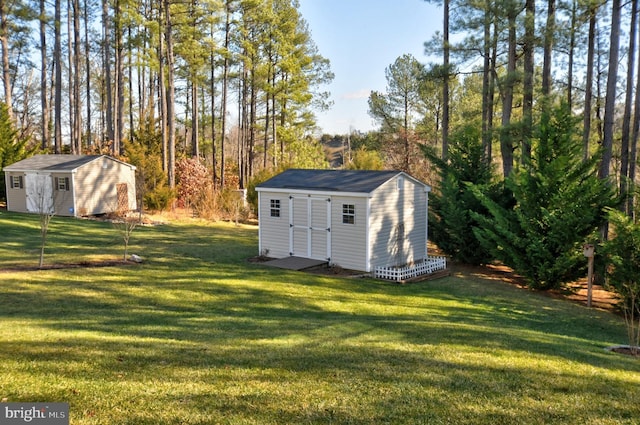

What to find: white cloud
left=341, top=89, right=370, bottom=100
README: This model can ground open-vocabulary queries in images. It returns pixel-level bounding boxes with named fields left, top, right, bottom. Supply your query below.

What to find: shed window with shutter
left=10, top=175, right=23, bottom=189
left=55, top=177, right=70, bottom=191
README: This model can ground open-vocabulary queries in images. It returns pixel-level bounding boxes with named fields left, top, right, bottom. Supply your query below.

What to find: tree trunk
left=164, top=0, right=176, bottom=189
left=620, top=0, right=637, bottom=212
left=54, top=0, right=62, bottom=153
left=522, top=0, right=535, bottom=162
left=442, top=0, right=449, bottom=161
left=404, top=89, right=410, bottom=171
left=158, top=4, right=168, bottom=173
left=73, top=0, right=82, bottom=153
left=487, top=16, right=498, bottom=165
left=103, top=0, right=114, bottom=147
left=264, top=59, right=272, bottom=169
left=272, top=71, right=277, bottom=168
left=68, top=0, right=75, bottom=153
left=84, top=0, right=92, bottom=147
left=248, top=58, right=256, bottom=186
left=192, top=80, right=199, bottom=158
left=583, top=5, right=596, bottom=161
left=631, top=0, right=640, bottom=217
left=240, top=72, right=247, bottom=187
left=600, top=0, right=621, bottom=180
left=220, top=0, right=231, bottom=189
left=481, top=0, right=491, bottom=162
left=114, top=0, right=124, bottom=155
left=40, top=0, right=50, bottom=150
left=128, top=26, right=134, bottom=144
left=541, top=0, right=555, bottom=96
left=0, top=0, right=13, bottom=121
left=499, top=6, right=517, bottom=177
left=567, top=0, right=577, bottom=108
left=209, top=38, right=217, bottom=189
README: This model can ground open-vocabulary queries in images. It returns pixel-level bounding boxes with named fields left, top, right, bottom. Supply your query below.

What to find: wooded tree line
left=366, top=0, right=638, bottom=216
left=359, top=0, right=640, bottom=294
left=0, top=0, right=332, bottom=195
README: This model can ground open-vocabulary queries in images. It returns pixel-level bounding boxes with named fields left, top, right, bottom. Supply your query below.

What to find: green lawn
left=0, top=210, right=639, bottom=424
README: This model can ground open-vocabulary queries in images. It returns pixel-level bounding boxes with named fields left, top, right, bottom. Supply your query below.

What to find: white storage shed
left=4, top=154, right=137, bottom=217
left=256, top=169, right=432, bottom=273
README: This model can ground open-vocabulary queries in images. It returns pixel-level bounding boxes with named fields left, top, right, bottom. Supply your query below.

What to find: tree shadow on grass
left=1, top=255, right=639, bottom=424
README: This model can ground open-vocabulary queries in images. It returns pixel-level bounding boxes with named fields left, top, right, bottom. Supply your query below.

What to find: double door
left=290, top=196, right=331, bottom=261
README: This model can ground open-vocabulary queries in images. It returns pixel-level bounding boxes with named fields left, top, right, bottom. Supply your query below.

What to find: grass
left=0, top=210, right=639, bottom=424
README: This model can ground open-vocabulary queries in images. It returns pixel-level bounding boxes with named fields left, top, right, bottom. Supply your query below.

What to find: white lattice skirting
left=375, top=256, right=447, bottom=282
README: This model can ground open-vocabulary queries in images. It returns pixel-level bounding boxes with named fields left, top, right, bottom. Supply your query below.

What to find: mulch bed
left=0, top=259, right=137, bottom=273
left=449, top=262, right=620, bottom=312
left=607, top=345, right=640, bottom=357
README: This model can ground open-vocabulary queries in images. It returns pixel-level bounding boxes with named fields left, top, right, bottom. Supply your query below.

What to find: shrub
left=144, top=186, right=176, bottom=211
left=472, top=104, right=614, bottom=290
left=176, top=157, right=212, bottom=209
left=246, top=167, right=284, bottom=215
left=422, top=124, right=501, bottom=265
left=603, top=208, right=640, bottom=354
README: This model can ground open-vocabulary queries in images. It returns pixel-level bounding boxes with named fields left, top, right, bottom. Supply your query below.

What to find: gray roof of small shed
left=256, top=169, right=424, bottom=194
left=4, top=154, right=134, bottom=172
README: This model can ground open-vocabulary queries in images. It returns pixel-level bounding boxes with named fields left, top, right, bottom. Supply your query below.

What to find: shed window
left=342, top=204, right=355, bottom=224
left=10, top=175, right=23, bottom=189
left=270, top=199, right=281, bottom=217
left=55, top=177, right=70, bottom=191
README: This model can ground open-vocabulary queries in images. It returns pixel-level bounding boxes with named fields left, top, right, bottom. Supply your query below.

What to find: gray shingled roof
left=5, top=154, right=105, bottom=171
left=256, top=169, right=408, bottom=193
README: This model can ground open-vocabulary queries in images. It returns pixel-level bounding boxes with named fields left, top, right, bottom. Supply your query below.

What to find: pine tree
left=472, top=104, right=615, bottom=290
left=424, top=124, right=501, bottom=265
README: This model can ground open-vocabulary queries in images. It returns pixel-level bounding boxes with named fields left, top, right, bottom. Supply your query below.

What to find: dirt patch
left=606, top=345, right=640, bottom=357
left=450, top=262, right=620, bottom=312
left=0, top=259, right=138, bottom=273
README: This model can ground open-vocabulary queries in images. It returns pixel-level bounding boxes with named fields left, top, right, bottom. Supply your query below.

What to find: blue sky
left=298, top=0, right=443, bottom=135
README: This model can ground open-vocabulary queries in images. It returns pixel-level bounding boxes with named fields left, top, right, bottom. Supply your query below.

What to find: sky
left=298, top=0, right=443, bottom=135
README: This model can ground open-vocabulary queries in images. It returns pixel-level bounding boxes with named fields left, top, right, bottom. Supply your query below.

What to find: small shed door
left=289, top=195, right=331, bottom=261
left=25, top=173, right=54, bottom=213
left=116, top=183, right=129, bottom=211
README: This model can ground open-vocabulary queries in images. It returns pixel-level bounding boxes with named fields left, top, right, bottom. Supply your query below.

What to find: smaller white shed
left=256, top=169, right=442, bottom=276
left=4, top=154, right=137, bottom=217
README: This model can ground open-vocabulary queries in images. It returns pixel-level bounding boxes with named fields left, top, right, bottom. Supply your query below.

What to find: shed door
left=289, top=195, right=331, bottom=261
left=116, top=183, right=129, bottom=211
left=25, top=173, right=53, bottom=213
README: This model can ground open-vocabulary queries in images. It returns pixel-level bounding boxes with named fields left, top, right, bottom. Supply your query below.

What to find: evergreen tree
left=368, top=54, right=427, bottom=172
left=472, top=104, right=614, bottom=290
left=602, top=208, right=640, bottom=353
left=424, top=124, right=500, bottom=265
left=0, top=102, right=33, bottom=200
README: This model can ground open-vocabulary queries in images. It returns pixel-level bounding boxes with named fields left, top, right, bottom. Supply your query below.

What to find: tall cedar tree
left=0, top=102, right=33, bottom=199
left=472, top=104, right=614, bottom=290
left=423, top=124, right=502, bottom=265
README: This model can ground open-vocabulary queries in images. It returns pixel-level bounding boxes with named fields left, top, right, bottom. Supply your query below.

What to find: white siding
left=330, top=195, right=368, bottom=271
left=258, top=191, right=290, bottom=258
left=51, top=172, right=74, bottom=215
left=4, top=172, right=27, bottom=213
left=368, top=175, right=427, bottom=270
left=74, top=157, right=136, bottom=216
left=257, top=172, right=429, bottom=273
